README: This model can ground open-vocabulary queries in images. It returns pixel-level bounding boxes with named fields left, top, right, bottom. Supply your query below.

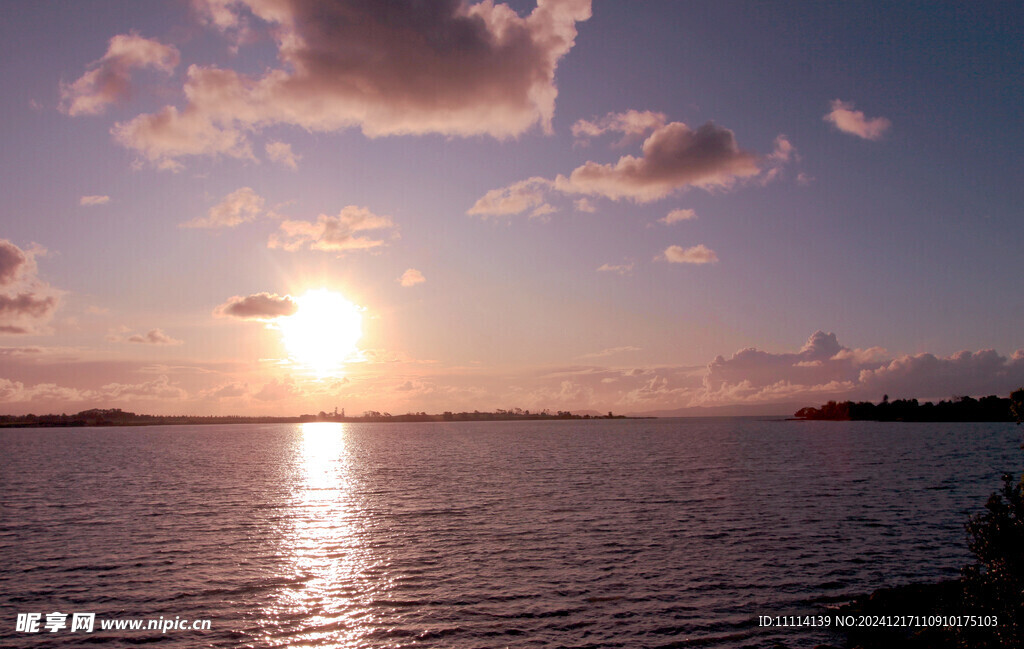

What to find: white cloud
left=824, top=99, right=891, bottom=140
left=660, top=244, right=718, bottom=264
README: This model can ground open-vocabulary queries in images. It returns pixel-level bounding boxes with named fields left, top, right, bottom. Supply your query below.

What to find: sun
left=278, top=289, right=362, bottom=376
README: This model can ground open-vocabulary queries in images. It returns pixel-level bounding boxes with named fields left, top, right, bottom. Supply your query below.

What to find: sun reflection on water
left=263, top=422, right=382, bottom=647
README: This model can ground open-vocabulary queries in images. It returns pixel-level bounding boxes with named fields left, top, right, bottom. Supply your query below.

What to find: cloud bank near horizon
left=3, top=331, right=1022, bottom=416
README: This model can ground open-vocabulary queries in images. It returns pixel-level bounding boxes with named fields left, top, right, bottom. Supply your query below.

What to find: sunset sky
left=1, top=0, right=1022, bottom=416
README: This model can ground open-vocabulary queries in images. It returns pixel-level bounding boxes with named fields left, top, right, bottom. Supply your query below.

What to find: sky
left=0, top=0, right=1022, bottom=416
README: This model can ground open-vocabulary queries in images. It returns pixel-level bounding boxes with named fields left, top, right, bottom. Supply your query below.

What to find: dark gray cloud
left=116, top=0, right=592, bottom=166
left=215, top=292, right=298, bottom=320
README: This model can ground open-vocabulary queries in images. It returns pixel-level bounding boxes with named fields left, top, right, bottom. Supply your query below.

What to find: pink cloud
left=269, top=206, right=396, bottom=253
left=399, top=269, right=426, bottom=287
left=660, top=244, right=718, bottom=264
left=182, top=187, right=265, bottom=229
left=858, top=350, right=1024, bottom=401
left=554, top=122, right=760, bottom=202
left=824, top=99, right=891, bottom=140
left=471, top=120, right=769, bottom=215
left=126, top=328, right=182, bottom=345
left=0, top=240, right=60, bottom=335
left=61, top=32, right=179, bottom=116
left=115, top=0, right=592, bottom=167
left=467, top=177, right=551, bottom=216
left=572, top=109, right=667, bottom=145
left=265, top=141, right=300, bottom=170
left=660, top=208, right=696, bottom=225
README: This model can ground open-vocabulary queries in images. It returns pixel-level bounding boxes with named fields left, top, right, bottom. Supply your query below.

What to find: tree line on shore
left=794, top=393, right=1021, bottom=422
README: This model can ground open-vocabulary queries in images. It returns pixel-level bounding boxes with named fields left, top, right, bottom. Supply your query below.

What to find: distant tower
left=334, top=406, right=338, bottom=417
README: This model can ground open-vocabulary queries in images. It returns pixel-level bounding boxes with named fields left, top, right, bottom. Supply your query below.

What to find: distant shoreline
left=0, top=408, right=650, bottom=428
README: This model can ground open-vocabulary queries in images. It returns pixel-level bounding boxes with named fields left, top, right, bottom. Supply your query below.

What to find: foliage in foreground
left=959, top=388, right=1024, bottom=648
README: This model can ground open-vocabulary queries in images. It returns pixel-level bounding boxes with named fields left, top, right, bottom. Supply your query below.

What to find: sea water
left=1, top=418, right=1021, bottom=647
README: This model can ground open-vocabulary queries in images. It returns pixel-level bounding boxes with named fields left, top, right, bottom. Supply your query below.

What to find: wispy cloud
left=79, top=195, right=111, bottom=206
left=181, top=187, right=265, bottom=229
left=60, top=32, right=179, bottom=116
left=579, top=345, right=641, bottom=359
left=659, top=208, right=696, bottom=224
left=265, top=141, right=300, bottom=170
left=269, top=206, right=396, bottom=253
left=126, top=328, right=182, bottom=345
left=572, top=109, right=666, bottom=145
left=596, top=261, right=634, bottom=275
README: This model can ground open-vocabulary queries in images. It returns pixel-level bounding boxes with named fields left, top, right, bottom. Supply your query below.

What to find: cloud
left=596, top=261, right=634, bottom=275
left=253, top=377, right=296, bottom=401
left=579, top=346, right=641, bottom=359
left=660, top=208, right=696, bottom=224
left=660, top=244, right=718, bottom=264
left=470, top=120, right=766, bottom=215
left=113, top=105, right=253, bottom=166
left=125, top=328, right=182, bottom=345
left=399, top=268, right=425, bottom=287
left=0, top=374, right=186, bottom=404
left=114, top=0, right=592, bottom=168
left=265, top=140, right=300, bottom=169
left=467, top=176, right=551, bottom=217
left=554, top=122, right=761, bottom=202
left=269, top=206, right=396, bottom=252
left=182, top=187, right=265, bottom=228
left=0, top=240, right=27, bottom=285
left=0, top=240, right=60, bottom=335
left=858, top=350, right=1024, bottom=401
left=824, top=99, right=891, bottom=140
left=573, top=198, right=596, bottom=213
left=215, top=292, right=297, bottom=320
left=60, top=32, right=180, bottom=116
left=106, top=326, right=182, bottom=344
left=80, top=195, right=111, bottom=206
left=572, top=109, right=666, bottom=144
left=694, top=331, right=1024, bottom=407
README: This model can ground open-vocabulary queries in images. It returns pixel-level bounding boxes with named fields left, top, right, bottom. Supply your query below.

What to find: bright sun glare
left=278, top=289, right=362, bottom=376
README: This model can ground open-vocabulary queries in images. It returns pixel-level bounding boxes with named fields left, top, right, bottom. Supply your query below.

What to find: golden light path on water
left=263, top=423, right=385, bottom=647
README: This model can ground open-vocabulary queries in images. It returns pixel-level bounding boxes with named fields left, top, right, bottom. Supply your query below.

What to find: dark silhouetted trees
left=794, top=395, right=1015, bottom=422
